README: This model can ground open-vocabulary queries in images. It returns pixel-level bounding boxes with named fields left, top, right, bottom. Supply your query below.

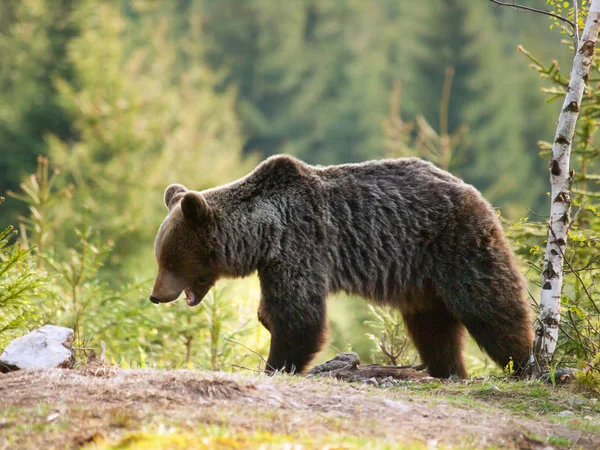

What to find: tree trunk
left=532, top=0, right=600, bottom=377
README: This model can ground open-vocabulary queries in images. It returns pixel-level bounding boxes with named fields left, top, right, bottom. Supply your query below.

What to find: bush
left=0, top=197, right=46, bottom=350
left=365, top=305, right=416, bottom=366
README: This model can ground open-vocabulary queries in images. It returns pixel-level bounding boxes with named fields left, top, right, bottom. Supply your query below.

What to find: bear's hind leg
left=401, top=304, right=467, bottom=378
left=438, top=204, right=534, bottom=375
left=440, top=260, right=533, bottom=375
left=457, top=304, right=533, bottom=375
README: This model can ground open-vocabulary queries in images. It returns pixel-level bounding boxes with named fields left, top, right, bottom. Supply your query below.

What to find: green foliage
left=1, top=0, right=269, bottom=369
left=411, top=0, right=546, bottom=215
left=365, top=305, right=416, bottom=366
left=200, top=287, right=253, bottom=371
left=384, top=72, right=468, bottom=171
left=9, top=155, right=270, bottom=369
left=503, top=358, right=515, bottom=377
left=0, top=198, right=46, bottom=350
left=0, top=0, right=562, bottom=216
left=574, top=352, right=600, bottom=397
left=0, top=0, right=77, bottom=224
left=47, top=0, right=255, bottom=280
left=7, top=156, right=72, bottom=267
left=43, top=214, right=115, bottom=339
left=199, top=0, right=424, bottom=164
left=545, top=0, right=589, bottom=31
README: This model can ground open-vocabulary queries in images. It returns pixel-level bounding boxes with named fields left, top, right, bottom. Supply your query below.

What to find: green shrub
left=0, top=197, right=46, bottom=350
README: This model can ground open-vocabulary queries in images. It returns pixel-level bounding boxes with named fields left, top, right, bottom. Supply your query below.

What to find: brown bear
left=150, top=155, right=533, bottom=377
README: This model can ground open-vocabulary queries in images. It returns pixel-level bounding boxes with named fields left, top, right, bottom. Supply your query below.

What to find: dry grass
left=0, top=368, right=598, bottom=449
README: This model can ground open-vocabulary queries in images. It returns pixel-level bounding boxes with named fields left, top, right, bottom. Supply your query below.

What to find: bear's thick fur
left=150, top=155, right=533, bottom=377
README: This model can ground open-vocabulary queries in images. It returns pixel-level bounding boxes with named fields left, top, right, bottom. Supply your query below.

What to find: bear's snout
left=149, top=294, right=179, bottom=304
left=151, top=269, right=185, bottom=304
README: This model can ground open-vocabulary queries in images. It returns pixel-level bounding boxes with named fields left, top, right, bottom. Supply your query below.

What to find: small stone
left=0, top=325, right=74, bottom=373
left=46, top=413, right=60, bottom=422
left=557, top=410, right=574, bottom=417
left=382, top=376, right=399, bottom=387
left=364, top=377, right=379, bottom=386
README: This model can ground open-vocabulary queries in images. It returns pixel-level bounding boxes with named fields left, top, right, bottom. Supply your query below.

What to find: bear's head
left=150, top=184, right=217, bottom=307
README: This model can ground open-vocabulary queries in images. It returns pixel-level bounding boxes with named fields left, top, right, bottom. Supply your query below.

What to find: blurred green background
left=0, top=0, right=582, bottom=373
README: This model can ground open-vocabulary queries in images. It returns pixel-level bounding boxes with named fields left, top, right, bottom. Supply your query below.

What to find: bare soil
left=0, top=368, right=598, bottom=449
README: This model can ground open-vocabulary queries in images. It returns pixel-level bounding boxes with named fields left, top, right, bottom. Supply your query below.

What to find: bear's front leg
left=265, top=317, right=326, bottom=374
left=258, top=266, right=327, bottom=374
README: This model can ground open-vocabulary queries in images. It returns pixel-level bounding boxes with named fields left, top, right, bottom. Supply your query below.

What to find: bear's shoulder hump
left=254, top=154, right=308, bottom=180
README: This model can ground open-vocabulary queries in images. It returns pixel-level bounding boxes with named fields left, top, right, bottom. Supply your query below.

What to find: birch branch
left=488, top=0, right=575, bottom=28
left=531, top=0, right=600, bottom=377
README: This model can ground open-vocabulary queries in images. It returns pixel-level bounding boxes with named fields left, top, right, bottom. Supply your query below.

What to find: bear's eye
left=196, top=276, right=211, bottom=285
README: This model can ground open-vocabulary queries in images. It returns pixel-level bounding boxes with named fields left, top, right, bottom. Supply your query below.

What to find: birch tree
left=531, top=0, right=600, bottom=376
left=492, top=0, right=600, bottom=376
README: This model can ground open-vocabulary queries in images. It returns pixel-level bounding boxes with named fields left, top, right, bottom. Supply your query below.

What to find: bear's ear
left=181, top=192, right=211, bottom=225
left=164, top=184, right=188, bottom=210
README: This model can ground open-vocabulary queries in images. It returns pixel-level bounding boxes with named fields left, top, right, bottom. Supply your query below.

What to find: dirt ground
left=0, top=368, right=598, bottom=449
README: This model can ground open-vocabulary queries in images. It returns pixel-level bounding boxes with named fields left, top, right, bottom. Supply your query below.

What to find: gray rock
left=0, top=325, right=75, bottom=373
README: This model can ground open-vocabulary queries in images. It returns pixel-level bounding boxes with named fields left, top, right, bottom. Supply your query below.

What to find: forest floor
left=0, top=368, right=599, bottom=450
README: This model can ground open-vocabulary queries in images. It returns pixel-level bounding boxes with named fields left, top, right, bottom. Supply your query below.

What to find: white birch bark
left=532, top=0, right=600, bottom=376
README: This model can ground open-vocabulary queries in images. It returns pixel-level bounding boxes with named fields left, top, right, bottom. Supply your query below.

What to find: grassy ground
left=0, top=368, right=599, bottom=449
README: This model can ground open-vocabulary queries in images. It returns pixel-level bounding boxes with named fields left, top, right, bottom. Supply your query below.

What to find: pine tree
left=3, top=0, right=268, bottom=368
left=47, top=0, right=253, bottom=280
left=0, top=198, right=45, bottom=350
left=0, top=0, right=77, bottom=224
left=411, top=0, right=542, bottom=213
left=198, top=0, right=422, bottom=164
left=496, top=5, right=569, bottom=213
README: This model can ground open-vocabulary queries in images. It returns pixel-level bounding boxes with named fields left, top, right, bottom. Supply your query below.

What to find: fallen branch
left=307, top=352, right=433, bottom=383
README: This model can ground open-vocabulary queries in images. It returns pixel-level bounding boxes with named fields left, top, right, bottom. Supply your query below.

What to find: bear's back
left=314, top=157, right=472, bottom=235
left=315, top=157, right=463, bottom=193
left=307, top=158, right=495, bottom=301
